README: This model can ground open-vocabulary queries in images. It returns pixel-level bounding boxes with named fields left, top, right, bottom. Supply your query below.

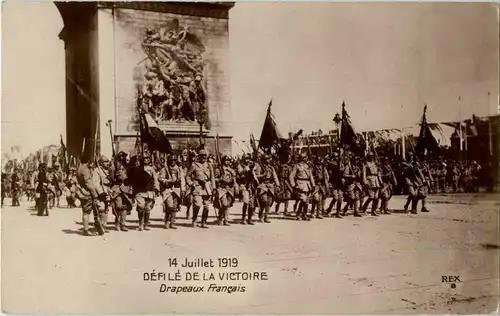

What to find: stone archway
left=55, top=2, right=235, bottom=160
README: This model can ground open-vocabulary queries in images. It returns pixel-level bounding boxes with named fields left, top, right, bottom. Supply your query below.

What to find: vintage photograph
left=1, top=1, right=499, bottom=314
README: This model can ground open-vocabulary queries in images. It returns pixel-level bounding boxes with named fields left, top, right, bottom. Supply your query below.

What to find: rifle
left=249, top=134, right=262, bottom=212
left=91, top=198, right=106, bottom=236
left=106, top=119, right=119, bottom=219
left=215, top=133, right=224, bottom=177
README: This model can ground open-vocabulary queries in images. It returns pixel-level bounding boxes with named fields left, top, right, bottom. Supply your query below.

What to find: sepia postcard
left=1, top=1, right=499, bottom=314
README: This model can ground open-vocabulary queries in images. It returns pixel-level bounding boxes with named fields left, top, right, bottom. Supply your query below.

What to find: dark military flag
left=141, top=113, right=173, bottom=154
left=259, top=99, right=284, bottom=151
left=415, top=104, right=439, bottom=155
left=340, top=101, right=360, bottom=153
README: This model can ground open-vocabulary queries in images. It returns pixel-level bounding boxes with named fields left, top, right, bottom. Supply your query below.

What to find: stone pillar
left=97, top=8, right=116, bottom=159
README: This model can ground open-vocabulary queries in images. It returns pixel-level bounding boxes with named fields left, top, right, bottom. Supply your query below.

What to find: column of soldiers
left=0, top=144, right=488, bottom=237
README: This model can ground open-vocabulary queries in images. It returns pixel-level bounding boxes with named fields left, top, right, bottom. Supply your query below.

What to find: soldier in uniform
left=182, top=158, right=193, bottom=219
left=1, top=172, right=6, bottom=207
left=11, top=167, right=22, bottom=207
left=289, top=152, right=314, bottom=221
left=437, top=161, right=447, bottom=193
left=76, top=155, right=102, bottom=236
left=52, top=162, right=65, bottom=207
left=237, top=154, right=256, bottom=225
left=254, top=154, right=280, bottom=223
left=325, top=151, right=345, bottom=218
left=311, top=156, right=330, bottom=219
left=46, top=166, right=58, bottom=209
left=93, top=156, right=113, bottom=233
left=470, top=161, right=482, bottom=193
left=341, top=154, right=363, bottom=217
left=159, top=155, right=185, bottom=229
left=361, top=153, right=382, bottom=216
left=413, top=156, right=432, bottom=213
left=35, top=163, right=51, bottom=216
left=403, top=152, right=418, bottom=213
left=111, top=151, right=134, bottom=231
left=214, top=156, right=238, bottom=226
left=379, top=156, right=397, bottom=214
left=274, top=155, right=293, bottom=216
left=66, top=167, right=78, bottom=208
left=130, top=155, right=159, bottom=231
left=186, top=149, right=215, bottom=228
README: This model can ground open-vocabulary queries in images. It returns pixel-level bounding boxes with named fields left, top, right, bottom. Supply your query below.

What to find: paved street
left=1, top=194, right=499, bottom=314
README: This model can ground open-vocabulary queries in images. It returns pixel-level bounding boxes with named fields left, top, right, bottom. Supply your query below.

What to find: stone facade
left=57, top=2, right=234, bottom=159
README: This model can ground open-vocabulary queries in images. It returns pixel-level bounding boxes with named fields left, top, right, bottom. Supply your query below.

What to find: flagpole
left=458, top=96, right=463, bottom=161
left=402, top=129, right=406, bottom=160
left=488, top=91, right=492, bottom=157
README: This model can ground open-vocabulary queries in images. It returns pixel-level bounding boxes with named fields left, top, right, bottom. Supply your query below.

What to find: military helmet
left=195, top=75, right=202, bottom=81
left=99, top=155, right=110, bottom=163
left=222, top=155, right=231, bottom=163
left=117, top=151, right=127, bottom=158
left=198, top=149, right=208, bottom=156
left=167, top=154, right=176, bottom=162
left=53, top=162, right=60, bottom=167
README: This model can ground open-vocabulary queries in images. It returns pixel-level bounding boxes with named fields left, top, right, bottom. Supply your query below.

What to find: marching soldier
left=361, top=153, right=382, bottom=216
left=130, top=155, right=159, bottom=231
left=214, top=156, right=238, bottom=226
left=414, top=156, right=432, bottom=213
left=111, top=151, right=134, bottom=232
left=437, top=161, right=447, bottom=193
left=46, top=167, right=58, bottom=209
left=342, top=154, right=363, bottom=217
left=159, top=155, right=185, bottom=229
left=403, top=152, right=418, bottom=213
left=1, top=172, right=6, bottom=207
left=289, top=152, right=314, bottom=221
left=311, top=156, right=330, bottom=219
left=52, top=162, right=65, bottom=207
left=326, top=151, right=345, bottom=218
left=186, top=149, right=215, bottom=228
left=76, top=155, right=102, bottom=236
left=379, top=157, right=397, bottom=214
left=254, top=154, right=280, bottom=223
left=65, top=167, right=78, bottom=208
left=11, top=167, right=22, bottom=207
left=93, top=156, right=113, bottom=233
left=36, top=163, right=51, bottom=216
left=274, top=155, right=293, bottom=216
left=403, top=153, right=428, bottom=214
left=237, top=154, right=257, bottom=225
left=181, top=155, right=193, bottom=219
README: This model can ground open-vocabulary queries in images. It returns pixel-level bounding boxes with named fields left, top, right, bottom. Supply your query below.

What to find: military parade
left=1, top=102, right=493, bottom=237
left=2, top=2, right=499, bottom=314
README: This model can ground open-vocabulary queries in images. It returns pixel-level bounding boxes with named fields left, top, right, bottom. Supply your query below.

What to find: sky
left=1, top=1, right=499, bottom=156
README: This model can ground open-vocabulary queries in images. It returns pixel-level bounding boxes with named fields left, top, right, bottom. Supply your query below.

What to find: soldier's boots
left=119, top=211, right=129, bottom=231
left=115, top=217, right=120, bottom=231
left=82, top=214, right=94, bottom=236
left=170, top=212, right=178, bottom=229
left=353, top=202, right=362, bottom=217
left=315, top=203, right=323, bottom=219
left=200, top=207, right=209, bottom=228
left=101, top=213, right=109, bottom=233
left=191, top=207, right=199, bottom=227
left=143, top=213, right=151, bottom=231
left=137, top=212, right=144, bottom=231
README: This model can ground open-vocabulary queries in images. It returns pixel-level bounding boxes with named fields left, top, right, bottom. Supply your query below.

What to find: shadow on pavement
left=61, top=229, right=85, bottom=236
